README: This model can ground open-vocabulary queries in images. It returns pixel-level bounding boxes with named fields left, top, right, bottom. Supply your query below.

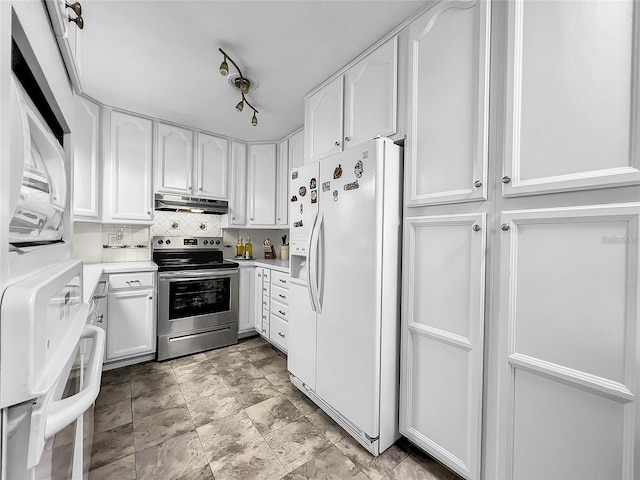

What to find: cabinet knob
left=502, top=176, right=512, bottom=184
left=68, top=14, right=84, bottom=29
left=232, top=216, right=236, bottom=220
left=66, top=1, right=82, bottom=16
left=473, top=224, right=481, bottom=232
left=148, top=295, right=154, bottom=299
left=278, top=332, right=285, bottom=338
left=344, top=137, right=351, bottom=142
left=147, top=211, right=151, bottom=215
left=501, top=223, right=510, bottom=231
left=250, top=217, right=254, bottom=221
left=199, top=187, right=203, bottom=191
left=473, top=180, right=482, bottom=188
left=334, top=141, right=340, bottom=147
left=279, top=310, right=286, bottom=315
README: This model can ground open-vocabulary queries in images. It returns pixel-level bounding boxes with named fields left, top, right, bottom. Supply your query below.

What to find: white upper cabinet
left=276, top=140, right=289, bottom=227
left=343, top=36, right=398, bottom=147
left=155, top=123, right=194, bottom=195
left=304, top=36, right=398, bottom=163
left=406, top=1, right=490, bottom=207
left=73, top=96, right=100, bottom=221
left=503, top=0, right=640, bottom=196
left=305, top=76, right=344, bottom=163
left=247, top=144, right=277, bottom=226
left=229, top=141, right=247, bottom=226
left=196, top=132, right=229, bottom=200
left=104, top=110, right=154, bottom=224
left=288, top=129, right=305, bottom=168
left=44, top=0, right=83, bottom=92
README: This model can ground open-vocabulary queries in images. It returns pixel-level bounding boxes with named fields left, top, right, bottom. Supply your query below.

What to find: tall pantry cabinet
left=400, top=1, right=640, bottom=480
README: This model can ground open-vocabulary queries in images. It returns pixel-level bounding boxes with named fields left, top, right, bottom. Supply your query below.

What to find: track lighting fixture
left=218, top=48, right=259, bottom=126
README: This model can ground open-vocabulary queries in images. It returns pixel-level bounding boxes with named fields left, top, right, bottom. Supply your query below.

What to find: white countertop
left=229, top=258, right=290, bottom=273
left=83, top=261, right=158, bottom=302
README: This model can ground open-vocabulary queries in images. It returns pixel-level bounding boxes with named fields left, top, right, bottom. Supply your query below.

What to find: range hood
left=154, top=193, right=228, bottom=214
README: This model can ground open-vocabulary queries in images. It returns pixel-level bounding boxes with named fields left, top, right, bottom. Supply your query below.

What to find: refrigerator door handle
left=316, top=212, right=325, bottom=312
left=309, top=212, right=323, bottom=314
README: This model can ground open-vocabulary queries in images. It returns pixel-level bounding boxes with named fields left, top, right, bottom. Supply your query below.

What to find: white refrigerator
left=287, top=137, right=402, bottom=456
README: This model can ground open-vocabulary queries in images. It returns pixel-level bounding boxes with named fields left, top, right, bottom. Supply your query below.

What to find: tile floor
left=90, top=336, right=462, bottom=480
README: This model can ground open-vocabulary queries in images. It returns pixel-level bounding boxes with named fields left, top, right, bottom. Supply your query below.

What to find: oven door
left=158, top=269, right=239, bottom=336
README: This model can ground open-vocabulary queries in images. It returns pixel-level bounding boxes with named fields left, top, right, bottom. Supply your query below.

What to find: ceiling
left=80, top=0, right=428, bottom=142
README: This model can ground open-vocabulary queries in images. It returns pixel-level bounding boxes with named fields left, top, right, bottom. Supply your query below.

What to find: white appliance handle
left=317, top=212, right=325, bottom=313
left=309, top=212, right=323, bottom=314
left=307, top=212, right=318, bottom=311
left=28, top=325, right=105, bottom=468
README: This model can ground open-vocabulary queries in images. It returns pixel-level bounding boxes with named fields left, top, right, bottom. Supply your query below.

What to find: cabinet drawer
left=271, top=284, right=289, bottom=305
left=270, top=298, right=289, bottom=321
left=262, top=294, right=270, bottom=312
left=270, top=270, right=289, bottom=288
left=263, top=269, right=271, bottom=283
left=269, top=314, right=288, bottom=352
left=108, top=272, right=155, bottom=289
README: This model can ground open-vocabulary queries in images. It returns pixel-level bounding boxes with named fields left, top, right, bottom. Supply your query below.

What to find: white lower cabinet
left=400, top=213, right=486, bottom=480
left=238, top=265, right=256, bottom=335
left=252, top=267, right=289, bottom=352
left=254, top=268, right=269, bottom=337
left=105, top=271, right=156, bottom=362
left=496, top=205, right=639, bottom=479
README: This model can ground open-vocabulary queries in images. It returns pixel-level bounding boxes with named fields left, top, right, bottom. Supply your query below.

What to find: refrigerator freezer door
left=289, top=162, right=320, bottom=242
left=287, top=282, right=317, bottom=390
left=315, top=139, right=385, bottom=438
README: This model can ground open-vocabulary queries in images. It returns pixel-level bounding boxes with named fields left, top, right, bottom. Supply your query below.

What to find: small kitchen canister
left=280, top=245, right=289, bottom=260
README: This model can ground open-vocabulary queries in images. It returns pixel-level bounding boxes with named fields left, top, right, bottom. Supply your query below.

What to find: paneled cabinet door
left=106, top=288, right=156, bottom=360
left=247, top=144, right=277, bottom=226
left=343, top=36, right=397, bottom=148
left=73, top=96, right=100, bottom=220
left=276, top=140, right=289, bottom=227
left=405, top=0, right=490, bottom=206
left=288, top=130, right=305, bottom=168
left=502, top=0, right=640, bottom=196
left=254, top=268, right=265, bottom=334
left=496, top=205, right=640, bottom=480
left=229, top=141, right=247, bottom=226
left=197, top=133, right=228, bottom=199
left=105, top=111, right=153, bottom=223
left=304, top=76, right=343, bottom=163
left=155, top=123, right=194, bottom=195
left=400, top=213, right=486, bottom=480
left=238, top=266, right=256, bottom=335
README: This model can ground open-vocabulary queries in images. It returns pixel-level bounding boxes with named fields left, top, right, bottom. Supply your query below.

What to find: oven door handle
left=159, top=270, right=238, bottom=280
left=27, top=325, right=105, bottom=468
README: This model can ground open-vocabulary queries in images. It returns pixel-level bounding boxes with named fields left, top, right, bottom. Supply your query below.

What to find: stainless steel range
left=153, top=236, right=239, bottom=361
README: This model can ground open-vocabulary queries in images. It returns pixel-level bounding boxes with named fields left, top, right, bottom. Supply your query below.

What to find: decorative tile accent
left=101, top=224, right=150, bottom=263
left=152, top=211, right=222, bottom=238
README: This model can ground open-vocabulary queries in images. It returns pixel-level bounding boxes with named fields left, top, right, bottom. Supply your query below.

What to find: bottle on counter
left=244, top=237, right=253, bottom=259
left=236, top=237, right=245, bottom=258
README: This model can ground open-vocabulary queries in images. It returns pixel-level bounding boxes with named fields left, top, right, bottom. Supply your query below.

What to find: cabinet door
left=106, top=288, right=156, bottom=360
left=254, top=268, right=265, bottom=333
left=276, top=140, right=289, bottom=227
left=503, top=0, right=640, bottom=196
left=229, top=141, right=247, bottom=226
left=73, top=96, right=100, bottom=220
left=400, top=213, right=486, bottom=480
left=238, top=266, right=256, bottom=334
left=155, top=123, right=194, bottom=195
left=344, top=36, right=397, bottom=147
left=196, top=132, right=228, bottom=199
left=247, top=144, right=277, bottom=227
left=304, top=76, right=343, bottom=162
left=406, top=1, right=490, bottom=206
left=496, top=205, right=640, bottom=479
left=105, top=111, right=153, bottom=223
left=288, top=130, right=305, bottom=168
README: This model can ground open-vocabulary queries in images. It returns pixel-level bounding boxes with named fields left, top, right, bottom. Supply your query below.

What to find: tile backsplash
left=102, top=224, right=151, bottom=262
left=152, top=211, right=222, bottom=237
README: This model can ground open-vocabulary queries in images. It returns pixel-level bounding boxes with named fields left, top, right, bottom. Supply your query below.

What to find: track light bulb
left=219, top=58, right=229, bottom=76
left=236, top=99, right=244, bottom=112
left=251, top=112, right=258, bottom=126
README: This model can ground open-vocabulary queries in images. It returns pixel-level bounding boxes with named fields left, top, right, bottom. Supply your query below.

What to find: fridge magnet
left=311, top=190, right=317, bottom=203
left=333, top=190, right=339, bottom=201
left=310, top=178, right=317, bottom=189
left=333, top=164, right=342, bottom=179
left=170, top=220, right=180, bottom=230
left=290, top=195, right=298, bottom=202
left=299, top=186, right=307, bottom=196
left=294, top=220, right=303, bottom=227
left=322, top=181, right=330, bottom=192
left=344, top=180, right=359, bottom=191
left=300, top=204, right=304, bottom=213
left=292, top=171, right=299, bottom=180
left=354, top=160, right=363, bottom=178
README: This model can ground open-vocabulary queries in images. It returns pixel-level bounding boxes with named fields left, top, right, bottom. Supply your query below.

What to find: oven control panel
left=153, top=236, right=223, bottom=250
